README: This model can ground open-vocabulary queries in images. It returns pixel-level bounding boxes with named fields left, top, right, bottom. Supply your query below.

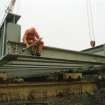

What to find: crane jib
left=0, top=0, right=16, bottom=29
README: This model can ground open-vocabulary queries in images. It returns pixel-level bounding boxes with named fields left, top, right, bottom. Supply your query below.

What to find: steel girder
left=0, top=42, right=105, bottom=77
left=6, top=41, right=105, bottom=65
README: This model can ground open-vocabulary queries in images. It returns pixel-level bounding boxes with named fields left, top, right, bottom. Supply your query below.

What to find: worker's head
left=27, top=27, right=36, bottom=36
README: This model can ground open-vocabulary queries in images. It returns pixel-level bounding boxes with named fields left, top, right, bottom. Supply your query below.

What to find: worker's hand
left=35, top=37, right=42, bottom=41
left=39, top=37, right=42, bottom=40
left=26, top=44, right=30, bottom=48
left=38, top=37, right=42, bottom=39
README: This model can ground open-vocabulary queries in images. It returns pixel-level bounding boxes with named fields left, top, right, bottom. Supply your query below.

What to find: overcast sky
left=1, top=0, right=105, bottom=51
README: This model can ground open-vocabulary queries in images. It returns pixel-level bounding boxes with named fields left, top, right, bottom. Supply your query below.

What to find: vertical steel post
left=2, top=20, right=6, bottom=56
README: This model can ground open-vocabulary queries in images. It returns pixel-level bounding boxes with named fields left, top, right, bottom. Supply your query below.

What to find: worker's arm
left=34, top=28, right=40, bottom=39
left=29, top=37, right=42, bottom=47
left=23, top=30, right=30, bottom=48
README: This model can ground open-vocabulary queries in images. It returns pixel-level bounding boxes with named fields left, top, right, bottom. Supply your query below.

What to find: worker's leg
left=29, top=40, right=44, bottom=57
left=29, top=46, right=37, bottom=57
left=29, top=47, right=34, bottom=55
left=35, top=41, right=44, bottom=56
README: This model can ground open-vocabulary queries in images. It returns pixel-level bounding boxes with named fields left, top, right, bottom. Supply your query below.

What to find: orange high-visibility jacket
left=23, top=27, right=43, bottom=47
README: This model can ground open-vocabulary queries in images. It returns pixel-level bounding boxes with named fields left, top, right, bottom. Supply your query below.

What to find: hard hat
left=28, top=27, right=35, bottom=33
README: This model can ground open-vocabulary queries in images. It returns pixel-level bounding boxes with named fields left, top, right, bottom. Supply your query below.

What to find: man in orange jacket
left=23, top=27, right=44, bottom=56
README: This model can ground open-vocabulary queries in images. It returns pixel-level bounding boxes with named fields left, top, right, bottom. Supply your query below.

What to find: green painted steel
left=6, top=42, right=105, bottom=65
left=0, top=49, right=104, bottom=77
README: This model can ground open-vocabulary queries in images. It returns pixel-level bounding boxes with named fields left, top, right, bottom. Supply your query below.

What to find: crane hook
left=90, top=40, right=95, bottom=48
